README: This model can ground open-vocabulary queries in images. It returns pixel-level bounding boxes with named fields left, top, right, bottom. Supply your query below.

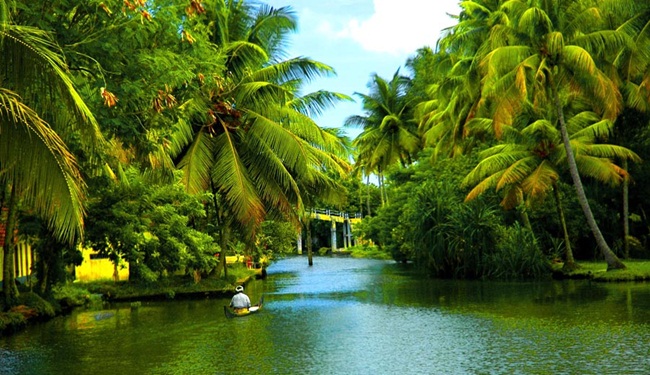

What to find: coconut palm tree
left=0, top=2, right=103, bottom=304
left=463, top=110, right=640, bottom=270
left=477, top=0, right=629, bottom=269
left=345, top=70, right=420, bottom=206
left=171, top=1, right=351, bottom=277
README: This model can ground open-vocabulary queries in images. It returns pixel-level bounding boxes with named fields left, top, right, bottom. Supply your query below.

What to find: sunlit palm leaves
left=470, top=0, right=630, bottom=269
left=346, top=70, right=419, bottom=175
left=463, top=112, right=640, bottom=208
left=172, top=1, right=351, bottom=237
left=0, top=21, right=102, bottom=242
left=417, top=0, right=510, bottom=159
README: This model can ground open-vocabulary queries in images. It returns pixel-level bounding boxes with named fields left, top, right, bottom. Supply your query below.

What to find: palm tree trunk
left=517, top=203, right=532, bottom=231
left=552, top=183, right=578, bottom=271
left=623, top=160, right=630, bottom=259
left=216, top=224, right=230, bottom=279
left=210, top=181, right=229, bottom=279
left=378, top=169, right=386, bottom=207
left=358, top=176, right=363, bottom=217
left=551, top=77, right=625, bottom=270
left=2, top=183, right=20, bottom=307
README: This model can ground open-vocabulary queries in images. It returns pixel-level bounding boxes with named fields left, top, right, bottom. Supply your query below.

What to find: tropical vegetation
left=3, top=0, right=650, bottom=335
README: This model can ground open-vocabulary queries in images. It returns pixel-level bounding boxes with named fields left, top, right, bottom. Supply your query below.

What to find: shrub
left=485, top=224, right=552, bottom=279
left=349, top=245, right=392, bottom=260
left=0, top=312, right=27, bottom=334
left=15, top=292, right=56, bottom=319
left=52, top=284, right=92, bottom=308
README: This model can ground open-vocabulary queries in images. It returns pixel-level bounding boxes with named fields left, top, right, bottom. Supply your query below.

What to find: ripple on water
left=2, top=257, right=650, bottom=375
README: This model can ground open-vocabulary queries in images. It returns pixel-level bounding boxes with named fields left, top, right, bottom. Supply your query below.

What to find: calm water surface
left=1, top=256, right=649, bottom=374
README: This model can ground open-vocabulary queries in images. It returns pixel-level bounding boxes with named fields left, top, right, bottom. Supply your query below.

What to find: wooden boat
left=224, top=296, right=264, bottom=318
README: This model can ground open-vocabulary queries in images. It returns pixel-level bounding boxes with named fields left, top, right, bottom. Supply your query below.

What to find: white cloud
left=336, top=0, right=460, bottom=55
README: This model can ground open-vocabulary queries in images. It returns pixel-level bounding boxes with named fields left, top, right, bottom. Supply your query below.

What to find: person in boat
left=230, top=285, right=251, bottom=313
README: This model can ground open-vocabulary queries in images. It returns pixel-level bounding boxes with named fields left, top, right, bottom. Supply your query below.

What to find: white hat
left=235, top=285, right=244, bottom=293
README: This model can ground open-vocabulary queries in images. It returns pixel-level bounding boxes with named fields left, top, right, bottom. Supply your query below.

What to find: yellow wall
left=75, top=248, right=129, bottom=282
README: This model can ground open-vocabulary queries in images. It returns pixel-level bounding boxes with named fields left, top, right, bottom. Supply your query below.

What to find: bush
left=0, top=312, right=27, bottom=334
left=16, top=292, right=56, bottom=319
left=226, top=263, right=259, bottom=283
left=349, top=245, right=392, bottom=260
left=52, top=284, right=93, bottom=310
left=485, top=224, right=552, bottom=279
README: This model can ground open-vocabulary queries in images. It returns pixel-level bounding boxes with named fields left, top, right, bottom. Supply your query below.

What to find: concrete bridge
left=297, top=209, right=363, bottom=253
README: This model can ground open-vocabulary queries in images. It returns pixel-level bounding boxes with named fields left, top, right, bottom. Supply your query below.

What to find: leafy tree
left=18, top=215, right=83, bottom=296
left=415, top=0, right=508, bottom=160
left=602, top=0, right=650, bottom=258
left=463, top=111, right=640, bottom=270
left=84, top=168, right=216, bottom=282
left=256, top=220, right=298, bottom=258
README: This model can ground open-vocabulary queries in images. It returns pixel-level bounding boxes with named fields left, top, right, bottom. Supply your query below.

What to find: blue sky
left=264, top=0, right=461, bottom=139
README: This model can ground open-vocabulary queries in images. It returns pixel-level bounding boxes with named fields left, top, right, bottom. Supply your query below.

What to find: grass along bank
left=553, top=260, right=650, bottom=281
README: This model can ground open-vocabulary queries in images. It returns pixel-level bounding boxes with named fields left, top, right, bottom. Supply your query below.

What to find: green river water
left=1, top=256, right=649, bottom=374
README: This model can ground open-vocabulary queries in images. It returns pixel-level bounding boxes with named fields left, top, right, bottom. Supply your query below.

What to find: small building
left=75, top=249, right=129, bottom=282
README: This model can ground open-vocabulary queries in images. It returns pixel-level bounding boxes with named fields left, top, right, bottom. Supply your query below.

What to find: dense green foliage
left=352, top=0, right=650, bottom=278
left=84, top=167, right=217, bottom=282
left=4, top=0, right=650, bottom=323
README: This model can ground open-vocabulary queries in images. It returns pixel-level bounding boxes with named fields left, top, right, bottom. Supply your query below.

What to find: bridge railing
left=309, top=208, right=362, bottom=219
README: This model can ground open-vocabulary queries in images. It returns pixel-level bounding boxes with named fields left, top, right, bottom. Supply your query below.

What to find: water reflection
left=1, top=256, right=649, bottom=375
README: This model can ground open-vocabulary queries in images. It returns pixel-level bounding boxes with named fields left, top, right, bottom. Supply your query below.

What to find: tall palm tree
left=345, top=70, right=420, bottom=206
left=0, top=2, right=102, bottom=304
left=171, top=1, right=351, bottom=276
left=477, top=0, right=629, bottom=269
left=294, top=127, right=351, bottom=266
left=463, top=111, right=640, bottom=270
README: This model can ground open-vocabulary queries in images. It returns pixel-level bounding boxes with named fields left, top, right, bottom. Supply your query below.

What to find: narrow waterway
left=1, top=256, right=649, bottom=374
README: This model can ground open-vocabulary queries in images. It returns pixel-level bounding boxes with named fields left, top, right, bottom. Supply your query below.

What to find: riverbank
left=0, top=266, right=264, bottom=336
left=552, top=259, right=650, bottom=281
left=81, top=266, right=266, bottom=302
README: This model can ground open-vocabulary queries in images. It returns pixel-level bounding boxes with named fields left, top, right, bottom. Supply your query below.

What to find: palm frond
left=580, top=144, right=641, bottom=163
left=574, top=155, right=625, bottom=185
left=0, top=89, right=83, bottom=243
left=1, top=25, right=102, bottom=147
left=497, top=156, right=538, bottom=190
left=521, top=160, right=558, bottom=200
left=250, top=57, right=335, bottom=86
left=463, top=150, right=530, bottom=186
left=177, top=131, right=216, bottom=195
left=212, top=128, right=265, bottom=229
left=288, top=90, right=353, bottom=118
left=519, top=6, right=553, bottom=38
left=465, top=172, right=502, bottom=202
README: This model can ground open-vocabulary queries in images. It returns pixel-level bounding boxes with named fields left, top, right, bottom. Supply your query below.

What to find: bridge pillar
left=331, top=218, right=337, bottom=252
left=342, top=220, right=348, bottom=249
left=346, top=217, right=353, bottom=248
left=297, top=231, right=302, bottom=254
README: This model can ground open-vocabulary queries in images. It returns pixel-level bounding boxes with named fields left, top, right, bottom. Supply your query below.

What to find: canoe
left=224, top=296, right=264, bottom=318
